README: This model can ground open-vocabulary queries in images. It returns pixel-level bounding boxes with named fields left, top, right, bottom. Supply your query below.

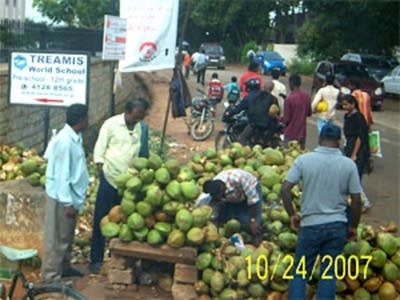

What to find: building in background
left=0, top=0, right=26, bottom=21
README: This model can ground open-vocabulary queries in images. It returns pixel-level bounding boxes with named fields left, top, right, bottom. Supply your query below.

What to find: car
left=200, top=42, right=226, bottom=69
left=381, top=65, right=400, bottom=96
left=341, top=53, right=394, bottom=81
left=312, top=60, right=384, bottom=110
left=258, top=51, right=286, bottom=76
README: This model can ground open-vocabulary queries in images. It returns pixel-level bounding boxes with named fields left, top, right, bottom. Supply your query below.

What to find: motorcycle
left=186, top=89, right=215, bottom=141
left=215, top=102, right=248, bottom=150
left=215, top=101, right=284, bottom=150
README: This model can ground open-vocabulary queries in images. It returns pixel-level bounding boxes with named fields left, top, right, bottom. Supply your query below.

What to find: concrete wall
left=0, top=58, right=149, bottom=153
left=273, top=43, right=299, bottom=65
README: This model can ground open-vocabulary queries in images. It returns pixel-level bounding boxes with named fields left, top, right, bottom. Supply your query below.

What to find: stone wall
left=0, top=58, right=149, bottom=153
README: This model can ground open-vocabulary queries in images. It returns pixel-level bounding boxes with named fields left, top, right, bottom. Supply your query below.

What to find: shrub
left=288, top=58, right=317, bottom=76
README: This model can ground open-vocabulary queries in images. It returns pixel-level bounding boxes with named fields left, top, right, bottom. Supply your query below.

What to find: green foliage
left=298, top=0, right=399, bottom=59
left=32, top=0, right=116, bottom=28
left=287, top=58, right=317, bottom=76
left=240, top=41, right=258, bottom=64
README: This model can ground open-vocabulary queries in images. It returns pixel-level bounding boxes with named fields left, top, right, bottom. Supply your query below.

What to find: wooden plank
left=171, top=283, right=197, bottom=300
left=174, top=264, right=198, bottom=284
left=109, top=239, right=197, bottom=265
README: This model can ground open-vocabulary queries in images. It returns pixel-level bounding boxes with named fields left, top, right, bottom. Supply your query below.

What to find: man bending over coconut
left=202, top=169, right=263, bottom=243
left=281, top=123, right=362, bottom=300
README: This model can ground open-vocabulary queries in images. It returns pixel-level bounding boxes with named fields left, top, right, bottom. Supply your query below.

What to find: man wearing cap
left=281, top=123, right=362, bottom=300
left=202, top=169, right=263, bottom=242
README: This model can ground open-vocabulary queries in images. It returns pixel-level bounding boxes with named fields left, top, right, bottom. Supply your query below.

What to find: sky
left=25, top=0, right=51, bottom=23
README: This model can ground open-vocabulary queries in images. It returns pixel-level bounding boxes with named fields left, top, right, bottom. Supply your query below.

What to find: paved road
left=198, top=65, right=400, bottom=227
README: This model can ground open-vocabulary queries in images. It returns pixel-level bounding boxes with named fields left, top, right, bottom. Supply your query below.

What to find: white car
left=381, top=65, right=400, bottom=96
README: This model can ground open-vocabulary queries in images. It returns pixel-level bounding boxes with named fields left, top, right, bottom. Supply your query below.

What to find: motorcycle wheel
left=215, top=131, right=231, bottom=151
left=190, top=118, right=215, bottom=141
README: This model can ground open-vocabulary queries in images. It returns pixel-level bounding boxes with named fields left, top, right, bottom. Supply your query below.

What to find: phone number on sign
left=246, top=255, right=372, bottom=281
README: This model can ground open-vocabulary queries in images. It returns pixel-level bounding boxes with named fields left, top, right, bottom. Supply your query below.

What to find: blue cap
left=320, top=123, right=341, bottom=140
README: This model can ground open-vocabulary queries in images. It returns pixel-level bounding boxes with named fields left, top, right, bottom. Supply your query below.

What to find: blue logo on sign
left=14, top=55, right=27, bottom=70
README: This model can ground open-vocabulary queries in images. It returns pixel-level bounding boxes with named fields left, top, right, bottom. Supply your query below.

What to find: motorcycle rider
left=224, top=78, right=280, bottom=146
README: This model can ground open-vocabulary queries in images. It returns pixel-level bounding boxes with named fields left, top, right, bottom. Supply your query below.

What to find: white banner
left=102, top=15, right=127, bottom=61
left=9, top=51, right=89, bottom=107
left=119, top=0, right=179, bottom=72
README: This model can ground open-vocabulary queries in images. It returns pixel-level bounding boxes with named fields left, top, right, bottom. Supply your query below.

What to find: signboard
left=8, top=51, right=89, bottom=107
left=102, top=15, right=127, bottom=60
left=119, top=0, right=179, bottom=72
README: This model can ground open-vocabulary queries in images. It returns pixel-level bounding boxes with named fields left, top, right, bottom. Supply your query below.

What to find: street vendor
left=201, top=169, right=263, bottom=239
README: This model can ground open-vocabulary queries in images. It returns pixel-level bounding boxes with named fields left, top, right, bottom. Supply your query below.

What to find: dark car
left=200, top=43, right=226, bottom=69
left=341, top=53, right=394, bottom=81
left=258, top=51, right=286, bottom=76
left=312, top=60, right=384, bottom=110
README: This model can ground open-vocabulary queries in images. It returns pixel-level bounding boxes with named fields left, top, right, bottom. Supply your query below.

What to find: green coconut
left=248, top=283, right=264, bottom=298
left=203, top=148, right=217, bottom=159
left=101, top=222, right=120, bottom=238
left=175, top=209, right=193, bottom=232
left=219, top=288, right=238, bottom=300
left=166, top=180, right=182, bottom=200
left=379, top=282, right=397, bottom=300
left=204, top=223, right=219, bottom=242
left=127, top=212, right=145, bottom=230
left=162, top=201, right=182, bottom=216
left=177, top=167, right=195, bottom=182
left=210, top=271, right=224, bottom=293
left=353, top=287, right=371, bottom=300
left=194, top=280, right=209, bottom=295
left=145, top=185, right=163, bottom=207
left=140, top=168, right=155, bottom=184
left=377, top=233, right=398, bottom=256
left=192, top=207, right=209, bottom=227
left=187, top=227, right=205, bottom=245
left=164, top=159, right=180, bottom=178
left=154, top=222, right=172, bottom=238
left=133, top=227, right=148, bottom=242
left=195, top=252, right=213, bottom=270
left=382, top=261, right=400, bottom=282
left=167, top=229, right=185, bottom=248
left=370, top=249, right=387, bottom=268
left=155, top=167, right=170, bottom=185
left=119, top=224, right=133, bottom=242
left=202, top=268, right=214, bottom=285
left=181, top=181, right=201, bottom=201
left=391, top=252, right=400, bottom=267
left=237, top=269, right=249, bottom=287
left=224, top=219, right=241, bottom=236
left=132, top=157, right=149, bottom=171
left=136, top=201, right=153, bottom=217
left=126, top=177, right=142, bottom=192
left=147, top=229, right=163, bottom=245
left=278, top=232, right=298, bottom=251
left=148, top=154, right=163, bottom=170
left=358, top=240, right=372, bottom=256
left=263, top=147, right=284, bottom=165
left=120, top=198, right=136, bottom=216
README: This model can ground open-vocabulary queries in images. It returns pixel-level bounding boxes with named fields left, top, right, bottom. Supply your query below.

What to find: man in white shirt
left=270, top=68, right=287, bottom=115
left=311, top=74, right=339, bottom=132
left=195, top=49, right=208, bottom=85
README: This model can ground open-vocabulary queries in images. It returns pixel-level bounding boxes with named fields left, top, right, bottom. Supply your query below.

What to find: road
left=185, top=64, right=400, bottom=228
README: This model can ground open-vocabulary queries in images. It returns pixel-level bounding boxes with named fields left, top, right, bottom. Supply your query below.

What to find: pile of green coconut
left=99, top=142, right=400, bottom=299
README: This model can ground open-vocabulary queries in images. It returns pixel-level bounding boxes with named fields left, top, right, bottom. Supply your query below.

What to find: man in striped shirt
left=203, top=169, right=263, bottom=240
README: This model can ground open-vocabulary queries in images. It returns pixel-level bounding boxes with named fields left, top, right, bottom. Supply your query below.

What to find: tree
left=297, top=0, right=399, bottom=60
left=32, top=0, right=116, bottom=28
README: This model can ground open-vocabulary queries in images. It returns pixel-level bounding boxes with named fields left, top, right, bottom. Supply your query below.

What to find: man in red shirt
left=283, top=74, right=312, bottom=149
left=239, top=61, right=264, bottom=98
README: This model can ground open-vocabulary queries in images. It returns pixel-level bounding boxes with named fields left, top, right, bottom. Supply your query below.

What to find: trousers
left=41, top=197, right=76, bottom=282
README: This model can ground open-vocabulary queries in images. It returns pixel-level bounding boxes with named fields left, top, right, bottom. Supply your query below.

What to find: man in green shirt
left=89, top=99, right=150, bottom=273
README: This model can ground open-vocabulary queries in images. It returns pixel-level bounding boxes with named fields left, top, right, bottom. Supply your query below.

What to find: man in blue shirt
left=41, top=104, right=89, bottom=283
left=281, top=123, right=362, bottom=300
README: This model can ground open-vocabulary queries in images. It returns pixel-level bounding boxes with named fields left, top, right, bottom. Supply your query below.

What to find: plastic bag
left=369, top=130, right=382, bottom=158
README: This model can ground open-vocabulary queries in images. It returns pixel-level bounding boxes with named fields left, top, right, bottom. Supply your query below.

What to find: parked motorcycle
left=186, top=89, right=215, bottom=141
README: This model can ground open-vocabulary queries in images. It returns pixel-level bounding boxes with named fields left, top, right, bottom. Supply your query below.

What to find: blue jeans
left=90, top=174, right=122, bottom=264
left=216, top=184, right=263, bottom=225
left=288, top=222, right=348, bottom=300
